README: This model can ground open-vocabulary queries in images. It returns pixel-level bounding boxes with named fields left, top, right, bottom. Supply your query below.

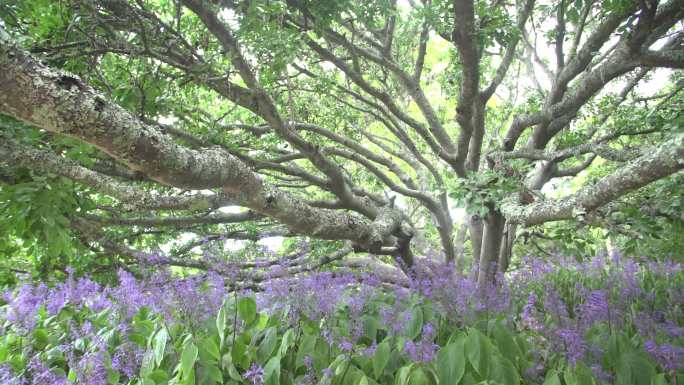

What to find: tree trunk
left=469, top=216, right=484, bottom=278
left=477, top=210, right=506, bottom=288
left=454, top=223, right=468, bottom=273
left=498, top=222, right=516, bottom=273
left=437, top=218, right=456, bottom=263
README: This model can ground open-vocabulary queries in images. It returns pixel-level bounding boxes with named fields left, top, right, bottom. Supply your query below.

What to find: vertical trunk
left=435, top=191, right=456, bottom=263
left=469, top=216, right=484, bottom=277
left=498, top=222, right=516, bottom=273
left=454, top=223, right=468, bottom=273
left=438, top=221, right=456, bottom=263
left=477, top=210, right=505, bottom=288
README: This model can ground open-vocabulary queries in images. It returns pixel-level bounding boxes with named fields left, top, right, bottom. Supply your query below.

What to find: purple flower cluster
left=0, top=267, right=231, bottom=384
left=403, top=323, right=439, bottom=363
left=1, top=249, right=682, bottom=384
left=645, top=341, right=684, bottom=372
left=244, top=363, right=264, bottom=385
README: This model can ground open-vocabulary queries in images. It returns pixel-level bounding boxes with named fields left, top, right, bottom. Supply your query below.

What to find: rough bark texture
left=0, top=28, right=400, bottom=250
left=502, top=134, right=684, bottom=225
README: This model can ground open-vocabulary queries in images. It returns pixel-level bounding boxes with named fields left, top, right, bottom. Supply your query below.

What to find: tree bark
left=454, top=223, right=468, bottom=273
left=469, top=215, right=484, bottom=277
left=0, top=27, right=408, bottom=252
left=477, top=210, right=506, bottom=288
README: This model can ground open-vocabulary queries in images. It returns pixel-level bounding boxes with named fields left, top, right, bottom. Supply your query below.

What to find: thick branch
left=502, top=134, right=684, bottom=225
left=0, top=28, right=398, bottom=248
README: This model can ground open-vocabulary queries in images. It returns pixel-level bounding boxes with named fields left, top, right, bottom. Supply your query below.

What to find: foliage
left=1, top=253, right=683, bottom=385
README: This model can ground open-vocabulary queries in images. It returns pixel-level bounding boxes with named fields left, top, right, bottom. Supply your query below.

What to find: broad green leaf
left=395, top=364, right=413, bottom=385
left=408, top=367, right=434, bottom=385
left=436, top=337, right=466, bottom=385
left=217, top=304, right=227, bottom=348
left=257, top=327, right=278, bottom=363
left=492, top=322, right=520, bottom=362
left=201, top=336, right=221, bottom=362
left=140, top=349, right=155, bottom=378
left=153, top=328, right=168, bottom=366
left=543, top=369, right=562, bottom=385
left=279, top=328, right=294, bottom=357
left=372, top=341, right=391, bottom=378
left=181, top=342, right=199, bottom=378
left=264, top=356, right=280, bottom=385
left=406, top=307, right=424, bottom=340
left=238, top=297, right=257, bottom=324
left=490, top=356, right=520, bottom=385
left=465, top=329, right=490, bottom=378
left=652, top=373, right=668, bottom=385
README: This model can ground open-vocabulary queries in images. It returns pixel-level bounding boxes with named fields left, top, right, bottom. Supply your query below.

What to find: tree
left=0, top=0, right=682, bottom=285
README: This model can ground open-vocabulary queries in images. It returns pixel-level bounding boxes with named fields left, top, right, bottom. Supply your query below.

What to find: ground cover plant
left=2, top=252, right=682, bottom=384
left=1, top=0, right=684, bottom=384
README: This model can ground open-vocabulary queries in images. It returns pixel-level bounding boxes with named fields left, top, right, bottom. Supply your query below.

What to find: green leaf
left=436, top=337, right=466, bottom=385
left=617, top=351, right=655, bottom=385
left=264, top=356, right=280, bottom=385
left=465, top=329, right=490, bottom=378
left=257, top=327, right=278, bottom=363
left=652, top=373, right=668, bottom=385
left=406, top=307, right=424, bottom=340
left=153, top=328, right=168, bottom=366
left=238, top=297, right=257, bottom=324
left=491, top=356, right=520, bottom=385
left=372, top=340, right=391, bottom=378
left=140, top=349, right=155, bottom=378
left=407, top=367, right=434, bottom=385
left=181, top=342, right=199, bottom=378
left=217, top=303, right=227, bottom=348
left=395, top=364, right=413, bottom=385
left=204, top=364, right=224, bottom=384
left=492, top=322, right=520, bottom=362
left=201, top=336, right=221, bottom=362
left=32, top=328, right=49, bottom=348
left=543, top=369, right=562, bottom=385
left=279, top=328, right=294, bottom=357
left=149, top=369, right=170, bottom=383
left=567, top=362, right=595, bottom=385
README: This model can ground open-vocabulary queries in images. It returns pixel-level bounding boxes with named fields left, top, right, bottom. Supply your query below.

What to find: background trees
left=0, top=0, right=683, bottom=285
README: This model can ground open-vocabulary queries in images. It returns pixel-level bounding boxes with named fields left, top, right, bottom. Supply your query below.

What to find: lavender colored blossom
left=73, top=352, right=108, bottom=385
left=112, top=342, right=144, bottom=378
left=520, top=293, right=543, bottom=332
left=339, top=339, right=354, bottom=353
left=403, top=339, right=438, bottom=363
left=27, top=359, right=67, bottom=385
left=0, top=364, right=23, bottom=385
left=3, top=284, right=47, bottom=332
left=244, top=363, right=264, bottom=385
left=556, top=328, right=585, bottom=365
left=645, top=340, right=684, bottom=372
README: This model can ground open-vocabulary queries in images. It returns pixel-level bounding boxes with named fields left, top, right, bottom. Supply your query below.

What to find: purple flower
left=362, top=343, right=377, bottom=357
left=556, top=328, right=585, bottom=365
left=244, top=363, right=264, bottom=385
left=112, top=342, right=144, bottom=378
left=72, top=352, right=108, bottom=385
left=3, top=284, right=47, bottom=332
left=27, top=359, right=67, bottom=385
left=338, top=339, right=353, bottom=353
left=578, top=290, right=612, bottom=330
left=520, top=293, right=542, bottom=332
left=403, top=339, right=438, bottom=363
left=0, top=364, right=23, bottom=385
left=303, top=355, right=313, bottom=369
left=645, top=340, right=684, bottom=372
